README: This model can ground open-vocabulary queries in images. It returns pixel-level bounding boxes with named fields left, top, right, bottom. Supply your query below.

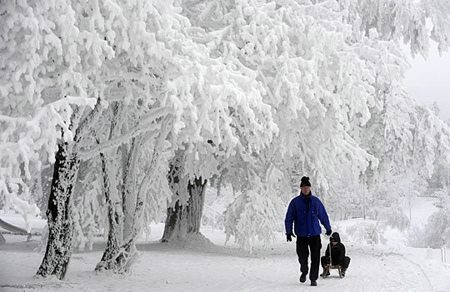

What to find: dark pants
left=321, top=256, right=351, bottom=270
left=296, top=236, right=321, bottom=281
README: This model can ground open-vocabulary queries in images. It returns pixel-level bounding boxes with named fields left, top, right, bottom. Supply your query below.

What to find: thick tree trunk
left=162, top=169, right=207, bottom=242
left=36, top=142, right=80, bottom=279
left=186, top=178, right=207, bottom=233
left=36, top=101, right=101, bottom=279
left=162, top=200, right=185, bottom=242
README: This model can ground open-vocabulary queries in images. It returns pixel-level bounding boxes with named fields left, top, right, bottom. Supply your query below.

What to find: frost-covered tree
left=159, top=34, right=278, bottom=242
left=176, top=0, right=450, bottom=247
left=2, top=0, right=450, bottom=271
left=178, top=0, right=381, bottom=248
left=1, top=0, right=277, bottom=274
left=2, top=0, right=278, bottom=273
left=341, top=0, right=450, bottom=56
left=337, top=0, right=450, bottom=222
left=1, top=0, right=107, bottom=279
left=409, top=195, right=450, bottom=248
left=429, top=159, right=450, bottom=189
left=92, top=102, right=173, bottom=273
left=3, top=0, right=184, bottom=277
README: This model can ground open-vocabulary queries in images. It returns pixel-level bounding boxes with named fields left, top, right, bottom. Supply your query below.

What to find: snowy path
left=1, top=240, right=448, bottom=292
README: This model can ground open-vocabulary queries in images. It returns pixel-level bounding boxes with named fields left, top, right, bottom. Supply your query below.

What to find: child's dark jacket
left=325, top=232, right=346, bottom=265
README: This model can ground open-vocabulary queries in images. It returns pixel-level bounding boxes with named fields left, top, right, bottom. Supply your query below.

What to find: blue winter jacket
left=285, top=193, right=331, bottom=237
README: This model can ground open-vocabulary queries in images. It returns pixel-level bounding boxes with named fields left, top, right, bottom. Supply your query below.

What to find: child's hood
left=330, top=232, right=341, bottom=243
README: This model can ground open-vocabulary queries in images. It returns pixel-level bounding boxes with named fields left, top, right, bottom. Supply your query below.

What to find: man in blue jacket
left=285, top=176, right=332, bottom=287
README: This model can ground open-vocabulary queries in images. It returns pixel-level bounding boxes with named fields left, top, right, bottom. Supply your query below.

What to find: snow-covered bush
left=407, top=225, right=426, bottom=249
left=408, top=208, right=450, bottom=248
left=224, top=189, right=284, bottom=252
left=379, top=209, right=410, bottom=231
left=344, top=219, right=385, bottom=245
left=408, top=195, right=450, bottom=248
left=201, top=186, right=234, bottom=230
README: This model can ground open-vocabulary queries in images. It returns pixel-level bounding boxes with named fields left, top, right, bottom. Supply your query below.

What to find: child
left=321, top=232, right=351, bottom=277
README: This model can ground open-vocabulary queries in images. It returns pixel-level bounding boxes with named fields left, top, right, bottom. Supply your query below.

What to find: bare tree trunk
left=36, top=142, right=80, bottom=279
left=162, top=151, right=207, bottom=242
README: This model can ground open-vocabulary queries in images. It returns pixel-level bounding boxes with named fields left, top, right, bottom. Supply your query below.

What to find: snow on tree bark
left=95, top=138, right=140, bottom=273
left=36, top=142, right=80, bottom=280
left=162, top=178, right=207, bottom=242
left=122, top=138, right=138, bottom=243
left=187, top=178, right=207, bottom=233
left=95, top=143, right=144, bottom=273
left=94, top=149, right=123, bottom=272
left=94, top=103, right=128, bottom=272
left=95, top=110, right=169, bottom=273
left=36, top=101, right=102, bottom=279
left=162, top=151, right=207, bottom=242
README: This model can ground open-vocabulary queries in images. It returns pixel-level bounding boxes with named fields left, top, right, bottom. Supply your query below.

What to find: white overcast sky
left=404, top=46, right=450, bottom=120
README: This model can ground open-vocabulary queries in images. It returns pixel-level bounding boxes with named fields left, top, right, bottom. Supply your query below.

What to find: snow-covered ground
left=1, top=196, right=449, bottom=292
left=1, top=224, right=449, bottom=291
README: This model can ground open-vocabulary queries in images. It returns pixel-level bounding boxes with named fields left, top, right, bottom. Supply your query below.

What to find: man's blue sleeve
left=318, top=200, right=331, bottom=232
left=285, top=200, right=295, bottom=234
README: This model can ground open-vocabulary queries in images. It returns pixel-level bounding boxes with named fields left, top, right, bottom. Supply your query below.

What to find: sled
left=321, top=264, right=343, bottom=278
left=322, top=236, right=344, bottom=279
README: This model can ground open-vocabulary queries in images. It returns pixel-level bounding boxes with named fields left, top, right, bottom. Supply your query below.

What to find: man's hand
left=286, top=233, right=295, bottom=242
left=325, top=229, right=332, bottom=236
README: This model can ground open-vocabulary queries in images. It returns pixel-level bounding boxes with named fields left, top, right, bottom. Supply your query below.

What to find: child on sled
left=321, top=232, right=351, bottom=278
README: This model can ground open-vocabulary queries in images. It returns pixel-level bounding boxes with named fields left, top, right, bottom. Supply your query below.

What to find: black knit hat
left=300, top=176, right=311, bottom=187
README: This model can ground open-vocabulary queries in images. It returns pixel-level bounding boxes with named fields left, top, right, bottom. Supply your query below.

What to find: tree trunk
left=95, top=103, right=133, bottom=273
left=162, top=157, right=207, bottom=243
left=95, top=146, right=142, bottom=273
left=36, top=101, right=101, bottom=279
left=95, top=151, right=123, bottom=272
left=95, top=143, right=141, bottom=274
left=96, top=111, right=170, bottom=272
left=96, top=135, right=141, bottom=273
left=186, top=178, right=207, bottom=233
left=36, top=142, right=80, bottom=279
left=122, top=138, right=138, bottom=242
